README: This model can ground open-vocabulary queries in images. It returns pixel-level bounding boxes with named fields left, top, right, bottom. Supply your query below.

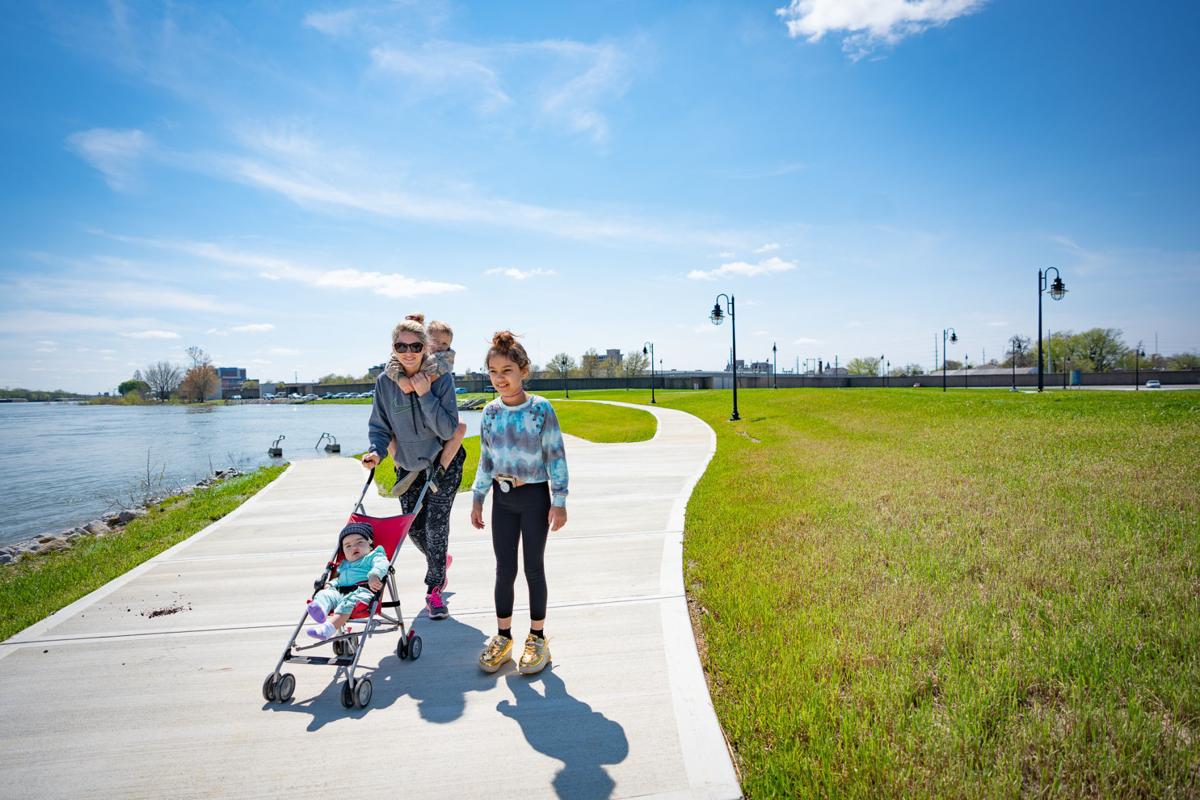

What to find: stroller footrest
left=284, top=654, right=355, bottom=667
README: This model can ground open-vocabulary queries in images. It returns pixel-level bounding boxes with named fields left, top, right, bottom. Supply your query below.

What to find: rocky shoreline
left=0, top=468, right=245, bottom=566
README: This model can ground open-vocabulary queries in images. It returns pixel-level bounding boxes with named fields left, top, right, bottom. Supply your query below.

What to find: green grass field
left=0, top=466, right=286, bottom=641
left=562, top=388, right=1200, bottom=798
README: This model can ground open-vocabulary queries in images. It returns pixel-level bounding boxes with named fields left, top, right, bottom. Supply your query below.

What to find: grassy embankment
left=557, top=387, right=1199, bottom=798
left=0, top=466, right=286, bottom=641
left=369, top=399, right=656, bottom=494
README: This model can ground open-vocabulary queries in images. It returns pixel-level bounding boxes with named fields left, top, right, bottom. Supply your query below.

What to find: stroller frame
left=263, top=466, right=432, bottom=709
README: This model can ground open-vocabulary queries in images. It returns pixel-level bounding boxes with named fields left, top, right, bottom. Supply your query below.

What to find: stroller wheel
left=355, top=677, right=373, bottom=707
left=397, top=637, right=408, bottom=660
left=340, top=681, right=355, bottom=709
left=262, top=673, right=277, bottom=702
left=409, top=634, right=423, bottom=661
left=332, top=639, right=344, bottom=657
left=276, top=673, right=296, bottom=703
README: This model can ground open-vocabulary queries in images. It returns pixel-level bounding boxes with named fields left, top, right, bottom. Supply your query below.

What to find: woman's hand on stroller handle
left=361, top=451, right=380, bottom=468
left=470, top=501, right=485, bottom=530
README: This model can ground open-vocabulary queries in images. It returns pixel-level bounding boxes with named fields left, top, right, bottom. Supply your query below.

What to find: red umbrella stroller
left=263, top=466, right=430, bottom=709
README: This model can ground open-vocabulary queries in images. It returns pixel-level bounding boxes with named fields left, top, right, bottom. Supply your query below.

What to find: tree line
left=842, top=328, right=1199, bottom=376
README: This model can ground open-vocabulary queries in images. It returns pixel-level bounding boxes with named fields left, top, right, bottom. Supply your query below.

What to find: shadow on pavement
left=263, top=607, right=498, bottom=731
left=498, top=669, right=629, bottom=800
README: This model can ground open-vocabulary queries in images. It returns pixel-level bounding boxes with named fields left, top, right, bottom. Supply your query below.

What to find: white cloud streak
left=776, top=0, right=988, bottom=60
left=485, top=267, right=557, bottom=280
left=687, top=256, right=797, bottom=281
left=66, top=128, right=153, bottom=190
left=121, top=330, right=181, bottom=339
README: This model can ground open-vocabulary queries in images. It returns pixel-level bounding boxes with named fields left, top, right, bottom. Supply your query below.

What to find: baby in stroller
left=306, top=521, right=388, bottom=641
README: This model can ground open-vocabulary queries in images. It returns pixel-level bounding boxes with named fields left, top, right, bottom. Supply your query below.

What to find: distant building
left=217, top=366, right=247, bottom=394
left=367, top=363, right=386, bottom=379
left=594, top=349, right=623, bottom=365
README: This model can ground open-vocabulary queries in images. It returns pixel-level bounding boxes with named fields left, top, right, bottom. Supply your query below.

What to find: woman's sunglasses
left=393, top=341, right=424, bottom=353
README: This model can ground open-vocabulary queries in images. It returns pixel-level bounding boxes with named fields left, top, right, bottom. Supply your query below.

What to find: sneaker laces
left=523, top=637, right=541, bottom=659
left=485, top=636, right=507, bottom=659
left=427, top=589, right=443, bottom=608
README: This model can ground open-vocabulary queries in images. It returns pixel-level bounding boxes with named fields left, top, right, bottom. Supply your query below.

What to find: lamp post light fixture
left=772, top=342, right=778, bottom=389
left=643, top=341, right=656, bottom=404
left=942, top=328, right=958, bottom=392
left=709, top=294, right=740, bottom=421
left=1037, top=267, right=1067, bottom=392
left=1135, top=343, right=1145, bottom=390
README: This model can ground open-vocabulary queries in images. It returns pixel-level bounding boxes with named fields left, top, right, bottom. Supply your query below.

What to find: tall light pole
left=709, top=294, right=740, bottom=421
left=643, top=341, right=656, bottom=404
left=1009, top=336, right=1023, bottom=392
left=1135, top=343, right=1145, bottom=390
left=1037, top=267, right=1067, bottom=392
left=772, top=342, right=778, bottom=389
left=880, top=354, right=886, bottom=388
left=942, top=328, right=958, bottom=392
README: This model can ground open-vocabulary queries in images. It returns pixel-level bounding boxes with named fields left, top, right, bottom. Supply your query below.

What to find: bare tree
left=144, top=361, right=183, bottom=401
left=580, top=348, right=601, bottom=378
left=548, top=352, right=576, bottom=378
left=621, top=349, right=649, bottom=378
left=185, top=346, right=211, bottom=369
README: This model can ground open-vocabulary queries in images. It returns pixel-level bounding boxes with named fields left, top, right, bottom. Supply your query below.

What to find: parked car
left=455, top=387, right=467, bottom=395
left=230, top=395, right=242, bottom=401
left=304, top=393, right=318, bottom=401
left=263, top=393, right=275, bottom=400
left=1146, top=379, right=1161, bottom=389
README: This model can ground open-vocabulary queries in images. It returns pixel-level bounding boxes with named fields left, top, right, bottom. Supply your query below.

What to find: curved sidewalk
left=0, top=402, right=741, bottom=799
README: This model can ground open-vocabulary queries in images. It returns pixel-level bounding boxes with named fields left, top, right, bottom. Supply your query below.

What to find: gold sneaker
left=518, top=633, right=551, bottom=675
left=478, top=634, right=513, bottom=673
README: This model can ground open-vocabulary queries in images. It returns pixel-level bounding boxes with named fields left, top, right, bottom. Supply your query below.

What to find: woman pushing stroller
left=362, top=315, right=464, bottom=620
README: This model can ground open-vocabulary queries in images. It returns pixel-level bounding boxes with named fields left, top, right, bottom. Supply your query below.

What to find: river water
left=0, top=403, right=481, bottom=547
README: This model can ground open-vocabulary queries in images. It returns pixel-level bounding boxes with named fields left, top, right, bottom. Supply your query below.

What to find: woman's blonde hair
left=391, top=313, right=428, bottom=347
left=486, top=330, right=530, bottom=371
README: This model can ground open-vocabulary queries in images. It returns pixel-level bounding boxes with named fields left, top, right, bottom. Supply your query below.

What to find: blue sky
left=2, top=0, right=1197, bottom=392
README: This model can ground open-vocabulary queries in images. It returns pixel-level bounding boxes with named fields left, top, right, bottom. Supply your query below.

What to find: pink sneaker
left=426, top=589, right=449, bottom=620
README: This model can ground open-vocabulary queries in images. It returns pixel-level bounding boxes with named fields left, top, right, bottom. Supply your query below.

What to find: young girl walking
left=471, top=331, right=569, bottom=675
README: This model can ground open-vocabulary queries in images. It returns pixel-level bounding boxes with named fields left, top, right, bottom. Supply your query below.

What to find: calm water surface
left=0, top=403, right=480, bottom=547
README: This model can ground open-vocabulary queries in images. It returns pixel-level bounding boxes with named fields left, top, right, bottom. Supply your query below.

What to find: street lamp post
left=709, top=294, right=740, bottom=421
left=1135, top=343, right=1145, bottom=390
left=942, top=328, right=958, bottom=392
left=772, top=342, right=778, bottom=389
left=964, top=355, right=971, bottom=389
left=1009, top=336, right=1023, bottom=391
left=880, top=354, right=886, bottom=388
left=1037, top=267, right=1068, bottom=392
left=561, top=363, right=570, bottom=399
left=643, top=341, right=656, bottom=404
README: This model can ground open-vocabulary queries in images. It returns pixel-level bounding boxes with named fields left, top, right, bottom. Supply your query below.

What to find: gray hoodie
left=367, top=371, right=459, bottom=471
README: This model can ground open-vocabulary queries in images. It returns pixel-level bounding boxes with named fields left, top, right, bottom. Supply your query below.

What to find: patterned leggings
left=397, top=446, right=465, bottom=592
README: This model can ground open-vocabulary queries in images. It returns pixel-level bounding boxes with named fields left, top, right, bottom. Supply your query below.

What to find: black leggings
left=491, top=481, right=550, bottom=621
left=397, top=446, right=465, bottom=591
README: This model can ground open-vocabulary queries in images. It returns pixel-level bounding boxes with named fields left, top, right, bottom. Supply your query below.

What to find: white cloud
left=232, top=323, right=275, bottom=333
left=121, top=330, right=181, bottom=339
left=371, top=43, right=511, bottom=113
left=66, top=128, right=153, bottom=190
left=754, top=243, right=781, bottom=254
left=303, top=9, right=361, bottom=37
left=776, top=0, right=987, bottom=60
left=687, top=256, right=797, bottom=281
left=485, top=267, right=557, bottom=281
left=98, top=233, right=467, bottom=299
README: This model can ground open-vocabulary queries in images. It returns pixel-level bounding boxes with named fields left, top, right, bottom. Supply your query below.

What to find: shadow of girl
left=497, top=670, right=629, bottom=800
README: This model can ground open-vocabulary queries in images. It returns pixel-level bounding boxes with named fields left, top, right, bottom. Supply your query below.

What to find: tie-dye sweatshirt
left=472, top=394, right=569, bottom=508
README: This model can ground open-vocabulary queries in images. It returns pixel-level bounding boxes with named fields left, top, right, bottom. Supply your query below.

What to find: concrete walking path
left=0, top=401, right=741, bottom=799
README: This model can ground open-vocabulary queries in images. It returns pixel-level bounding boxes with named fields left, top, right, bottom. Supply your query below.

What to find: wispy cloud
left=96, top=232, right=466, bottom=299
left=776, top=0, right=988, bottom=61
left=687, top=256, right=797, bottom=281
left=485, top=267, right=557, bottom=280
left=754, top=243, right=781, bottom=254
left=794, top=336, right=824, bottom=344
left=232, top=323, right=275, bottom=333
left=121, top=330, right=180, bottom=339
left=66, top=128, right=153, bottom=190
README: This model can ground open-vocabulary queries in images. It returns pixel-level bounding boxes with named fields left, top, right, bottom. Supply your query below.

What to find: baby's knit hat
left=339, top=521, right=375, bottom=548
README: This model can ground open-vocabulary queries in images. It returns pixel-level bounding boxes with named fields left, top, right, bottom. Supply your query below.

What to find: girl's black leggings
left=491, top=480, right=550, bottom=621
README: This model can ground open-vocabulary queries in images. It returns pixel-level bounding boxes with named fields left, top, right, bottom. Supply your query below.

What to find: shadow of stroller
left=497, top=670, right=629, bottom=800
left=263, top=610, right=500, bottom=731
